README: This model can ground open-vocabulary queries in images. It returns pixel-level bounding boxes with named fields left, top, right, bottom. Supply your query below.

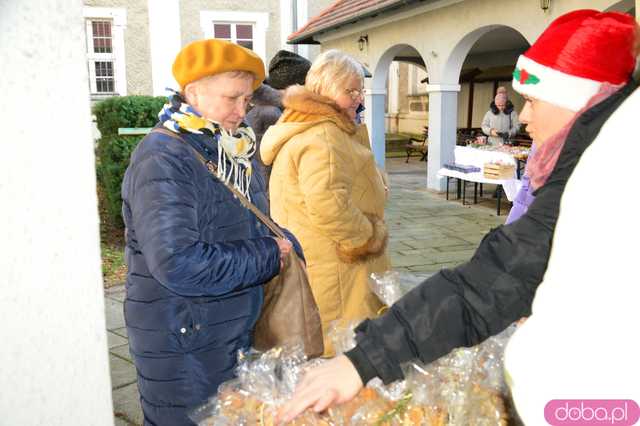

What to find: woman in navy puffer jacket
left=121, top=39, right=302, bottom=425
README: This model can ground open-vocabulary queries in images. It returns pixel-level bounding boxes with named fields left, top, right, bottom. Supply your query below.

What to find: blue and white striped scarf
left=158, top=90, right=257, bottom=200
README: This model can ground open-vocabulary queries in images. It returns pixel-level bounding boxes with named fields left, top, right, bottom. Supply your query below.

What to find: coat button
left=180, top=327, right=187, bottom=334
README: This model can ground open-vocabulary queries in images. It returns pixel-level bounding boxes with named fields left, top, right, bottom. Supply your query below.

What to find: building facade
left=289, top=0, right=638, bottom=190
left=82, top=0, right=333, bottom=101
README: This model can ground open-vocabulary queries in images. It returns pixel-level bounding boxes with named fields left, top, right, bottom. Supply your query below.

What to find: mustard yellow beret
left=172, top=39, right=265, bottom=90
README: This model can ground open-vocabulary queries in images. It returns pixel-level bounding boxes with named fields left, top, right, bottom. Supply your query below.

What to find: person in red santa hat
left=507, top=9, right=639, bottom=224
left=276, top=9, right=638, bottom=424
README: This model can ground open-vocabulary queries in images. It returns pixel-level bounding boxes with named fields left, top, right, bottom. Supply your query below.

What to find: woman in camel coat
left=261, top=50, right=390, bottom=355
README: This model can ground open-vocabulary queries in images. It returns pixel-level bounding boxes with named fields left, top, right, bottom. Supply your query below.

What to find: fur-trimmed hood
left=261, top=85, right=390, bottom=357
left=260, top=85, right=365, bottom=166
left=280, top=85, right=356, bottom=134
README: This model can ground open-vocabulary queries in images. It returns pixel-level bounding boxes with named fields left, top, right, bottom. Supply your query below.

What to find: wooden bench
left=405, top=126, right=428, bottom=163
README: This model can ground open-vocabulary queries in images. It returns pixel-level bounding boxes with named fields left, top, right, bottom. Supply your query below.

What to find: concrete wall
left=180, top=0, right=281, bottom=64
left=1, top=0, right=113, bottom=424
left=85, top=0, right=152, bottom=95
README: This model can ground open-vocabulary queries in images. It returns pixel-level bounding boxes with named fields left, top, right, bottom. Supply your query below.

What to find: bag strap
left=150, top=127, right=286, bottom=239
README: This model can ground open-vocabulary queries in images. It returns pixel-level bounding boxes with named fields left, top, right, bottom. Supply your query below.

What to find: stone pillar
left=364, top=88, right=387, bottom=168
left=148, top=0, right=181, bottom=95
left=425, top=84, right=460, bottom=191
left=0, top=1, right=113, bottom=424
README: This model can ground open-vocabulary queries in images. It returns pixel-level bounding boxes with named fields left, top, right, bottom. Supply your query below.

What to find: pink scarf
left=526, top=83, right=624, bottom=190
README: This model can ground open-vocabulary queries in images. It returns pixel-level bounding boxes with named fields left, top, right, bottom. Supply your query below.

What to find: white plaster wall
left=317, top=0, right=622, bottom=85
left=148, top=0, right=181, bottom=95
left=0, top=1, right=113, bottom=424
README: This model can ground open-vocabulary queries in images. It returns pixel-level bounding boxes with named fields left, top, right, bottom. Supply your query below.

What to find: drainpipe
left=292, top=0, right=298, bottom=54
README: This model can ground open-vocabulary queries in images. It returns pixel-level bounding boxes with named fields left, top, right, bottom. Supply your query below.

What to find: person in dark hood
left=246, top=50, right=311, bottom=188
left=276, top=10, right=639, bottom=424
left=245, top=83, right=283, bottom=142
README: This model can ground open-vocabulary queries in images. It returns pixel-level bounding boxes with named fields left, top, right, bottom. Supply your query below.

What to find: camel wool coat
left=260, top=86, right=390, bottom=355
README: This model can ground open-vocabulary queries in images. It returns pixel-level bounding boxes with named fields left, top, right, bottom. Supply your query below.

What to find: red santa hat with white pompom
left=512, top=9, right=637, bottom=111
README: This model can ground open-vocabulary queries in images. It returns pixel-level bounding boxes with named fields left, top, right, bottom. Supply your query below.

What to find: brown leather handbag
left=152, top=128, right=324, bottom=358
left=229, top=193, right=323, bottom=359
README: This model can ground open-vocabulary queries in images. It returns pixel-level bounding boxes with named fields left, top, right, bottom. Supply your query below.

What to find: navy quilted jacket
left=121, top=128, right=287, bottom=425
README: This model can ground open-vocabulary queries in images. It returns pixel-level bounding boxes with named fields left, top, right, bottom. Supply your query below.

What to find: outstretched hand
left=276, top=355, right=364, bottom=424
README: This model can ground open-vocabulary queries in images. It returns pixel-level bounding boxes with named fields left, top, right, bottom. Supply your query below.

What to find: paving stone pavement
left=104, top=157, right=507, bottom=424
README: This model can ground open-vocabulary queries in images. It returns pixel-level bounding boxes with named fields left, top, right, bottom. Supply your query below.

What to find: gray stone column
left=364, top=88, right=387, bottom=168
left=425, top=84, right=460, bottom=191
left=1, top=1, right=113, bottom=424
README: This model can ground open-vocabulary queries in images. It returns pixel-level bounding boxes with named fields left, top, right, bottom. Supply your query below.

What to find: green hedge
left=93, top=95, right=166, bottom=137
left=96, top=135, right=144, bottom=226
left=94, top=95, right=166, bottom=228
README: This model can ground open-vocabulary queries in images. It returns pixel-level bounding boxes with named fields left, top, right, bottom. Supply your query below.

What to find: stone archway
left=364, top=44, right=429, bottom=168
left=441, top=26, right=532, bottom=85
left=423, top=25, right=531, bottom=190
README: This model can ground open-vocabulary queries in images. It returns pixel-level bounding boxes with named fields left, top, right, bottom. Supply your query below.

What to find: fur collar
left=280, top=85, right=356, bottom=134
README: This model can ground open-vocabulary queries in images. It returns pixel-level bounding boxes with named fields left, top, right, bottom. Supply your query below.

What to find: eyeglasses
left=345, top=88, right=365, bottom=100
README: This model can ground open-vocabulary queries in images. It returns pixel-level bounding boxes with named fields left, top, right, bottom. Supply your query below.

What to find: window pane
left=92, top=20, right=112, bottom=53
left=237, top=40, right=253, bottom=50
left=236, top=24, right=253, bottom=40
left=92, top=20, right=111, bottom=37
left=94, top=61, right=114, bottom=77
left=94, top=37, right=112, bottom=53
left=96, top=78, right=115, bottom=93
left=214, top=24, right=231, bottom=39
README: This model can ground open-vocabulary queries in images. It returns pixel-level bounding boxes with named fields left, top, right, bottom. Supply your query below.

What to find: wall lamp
left=358, top=35, right=369, bottom=51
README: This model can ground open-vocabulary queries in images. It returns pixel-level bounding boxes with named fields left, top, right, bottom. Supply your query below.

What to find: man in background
left=246, top=50, right=311, bottom=190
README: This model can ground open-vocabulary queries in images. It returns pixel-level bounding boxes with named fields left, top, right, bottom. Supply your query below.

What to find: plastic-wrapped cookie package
left=192, top=271, right=520, bottom=425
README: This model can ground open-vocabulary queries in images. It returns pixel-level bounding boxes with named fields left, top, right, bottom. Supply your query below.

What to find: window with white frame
left=83, top=7, right=127, bottom=97
left=213, top=22, right=254, bottom=51
left=200, top=11, right=269, bottom=62
left=86, top=20, right=116, bottom=93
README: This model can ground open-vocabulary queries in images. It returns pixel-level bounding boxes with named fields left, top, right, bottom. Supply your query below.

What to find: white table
left=437, top=168, right=521, bottom=216
left=454, top=146, right=517, bottom=168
